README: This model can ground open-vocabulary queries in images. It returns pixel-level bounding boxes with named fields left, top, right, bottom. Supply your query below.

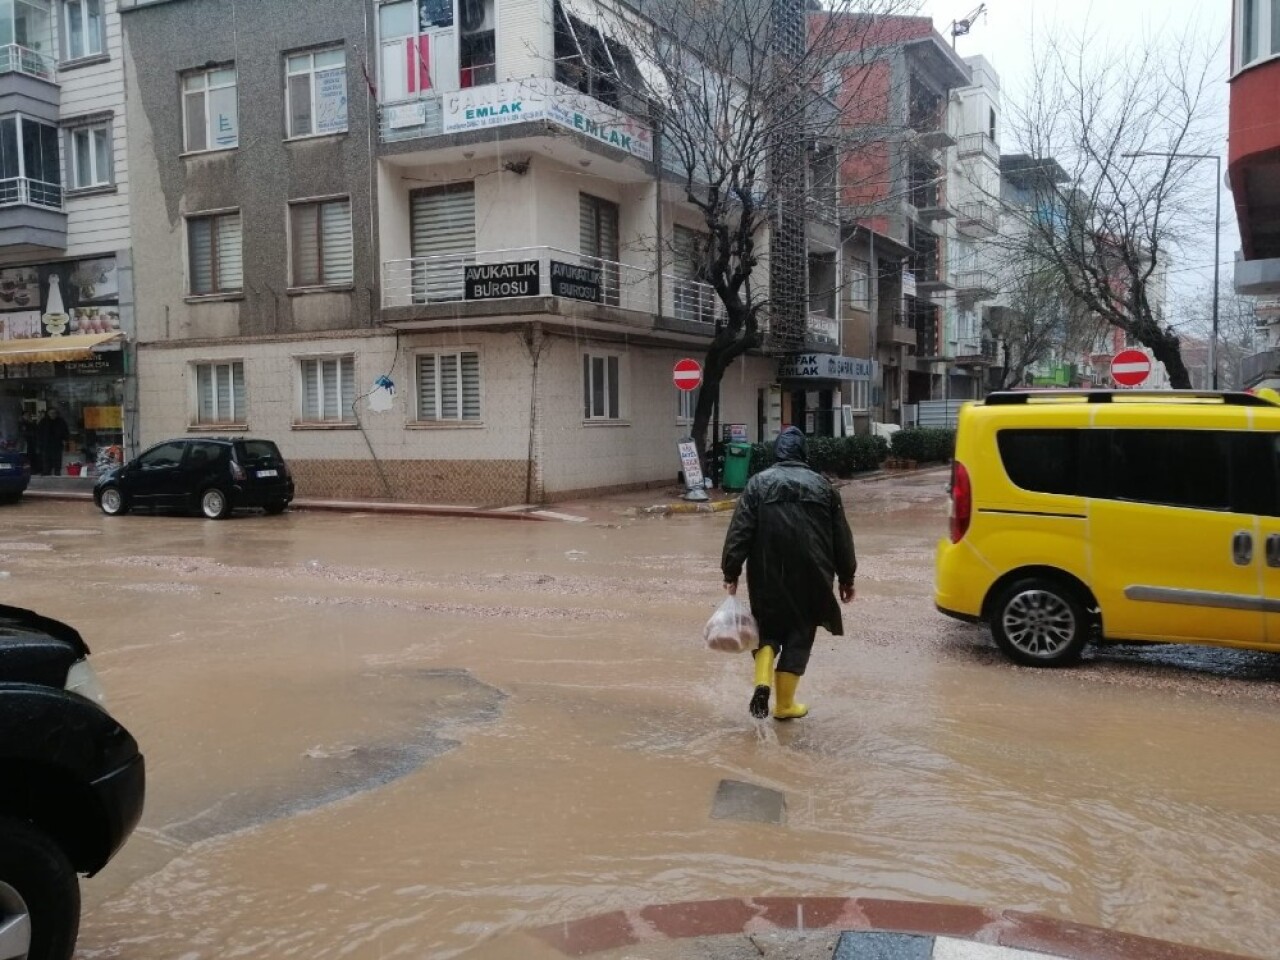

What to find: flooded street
left=2, top=473, right=1278, bottom=959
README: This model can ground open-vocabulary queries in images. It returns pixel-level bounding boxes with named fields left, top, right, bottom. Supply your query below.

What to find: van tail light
left=949, top=460, right=971, bottom=544
left=230, top=460, right=246, bottom=482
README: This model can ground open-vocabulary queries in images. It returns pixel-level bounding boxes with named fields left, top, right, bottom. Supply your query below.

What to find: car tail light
left=949, top=460, right=971, bottom=544
left=279, top=460, right=291, bottom=479
left=230, top=460, right=246, bottom=481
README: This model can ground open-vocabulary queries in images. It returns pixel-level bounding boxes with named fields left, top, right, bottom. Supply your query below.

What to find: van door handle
left=1233, top=531, right=1254, bottom=566
left=1267, top=534, right=1280, bottom=568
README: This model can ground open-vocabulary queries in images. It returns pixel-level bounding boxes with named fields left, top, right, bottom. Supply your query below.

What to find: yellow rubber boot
left=749, top=647, right=774, bottom=719
left=773, top=671, right=808, bottom=720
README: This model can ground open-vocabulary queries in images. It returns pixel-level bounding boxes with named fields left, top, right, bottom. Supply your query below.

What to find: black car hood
left=0, top=605, right=89, bottom=687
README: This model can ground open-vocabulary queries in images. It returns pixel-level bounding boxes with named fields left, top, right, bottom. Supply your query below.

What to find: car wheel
left=989, top=577, right=1089, bottom=667
left=0, top=816, right=79, bottom=960
left=263, top=501, right=288, bottom=516
left=0, top=492, right=19, bottom=506
left=200, top=487, right=231, bottom=520
left=98, top=485, right=128, bottom=516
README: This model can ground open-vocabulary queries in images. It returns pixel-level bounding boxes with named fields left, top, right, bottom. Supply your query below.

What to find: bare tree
left=987, top=264, right=1093, bottom=390
left=587, top=0, right=920, bottom=454
left=994, top=26, right=1222, bottom=389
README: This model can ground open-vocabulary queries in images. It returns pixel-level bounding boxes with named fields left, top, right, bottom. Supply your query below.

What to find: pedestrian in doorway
left=21, top=412, right=40, bottom=475
left=37, top=408, right=69, bottom=476
left=721, top=426, right=856, bottom=720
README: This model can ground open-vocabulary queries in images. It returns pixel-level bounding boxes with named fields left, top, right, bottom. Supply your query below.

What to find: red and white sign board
left=673, top=358, right=703, bottom=392
left=1110, top=349, right=1152, bottom=387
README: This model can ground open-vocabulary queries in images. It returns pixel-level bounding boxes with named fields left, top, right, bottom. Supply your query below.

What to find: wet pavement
left=0, top=472, right=1277, bottom=959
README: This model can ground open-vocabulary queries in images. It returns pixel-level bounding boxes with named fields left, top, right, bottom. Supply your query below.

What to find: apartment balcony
left=953, top=338, right=999, bottom=366
left=955, top=200, right=999, bottom=238
left=909, top=111, right=956, bottom=151
left=911, top=268, right=953, bottom=297
left=1242, top=348, right=1280, bottom=386
left=378, top=77, right=654, bottom=166
left=956, top=132, right=999, bottom=164
left=0, top=176, right=65, bottom=253
left=877, top=311, right=916, bottom=346
left=953, top=268, right=998, bottom=301
left=381, top=246, right=727, bottom=334
left=0, top=43, right=54, bottom=82
left=911, top=188, right=954, bottom=222
left=805, top=312, right=839, bottom=347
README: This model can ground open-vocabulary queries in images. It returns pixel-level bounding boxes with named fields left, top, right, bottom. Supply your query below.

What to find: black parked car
left=0, top=604, right=145, bottom=960
left=94, top=437, right=295, bottom=520
left=0, top=449, right=30, bottom=503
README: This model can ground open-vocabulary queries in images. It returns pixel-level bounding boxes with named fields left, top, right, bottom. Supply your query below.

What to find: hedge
left=746, top=434, right=889, bottom=479
left=890, top=427, right=956, bottom=463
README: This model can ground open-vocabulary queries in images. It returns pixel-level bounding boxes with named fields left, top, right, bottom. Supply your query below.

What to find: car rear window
left=997, top=429, right=1082, bottom=495
left=235, top=440, right=282, bottom=464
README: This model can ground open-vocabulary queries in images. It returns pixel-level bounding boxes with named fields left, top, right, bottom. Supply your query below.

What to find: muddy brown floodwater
left=1, top=473, right=1278, bottom=959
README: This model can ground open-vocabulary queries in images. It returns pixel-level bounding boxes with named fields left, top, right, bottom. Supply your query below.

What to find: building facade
left=123, top=0, right=821, bottom=504
left=0, top=0, right=135, bottom=475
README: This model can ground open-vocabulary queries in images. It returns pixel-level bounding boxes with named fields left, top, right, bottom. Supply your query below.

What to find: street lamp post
left=1122, top=151, right=1222, bottom=389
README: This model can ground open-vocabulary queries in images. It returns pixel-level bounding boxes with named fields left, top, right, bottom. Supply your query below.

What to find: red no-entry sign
left=673, top=358, right=703, bottom=391
left=1110, top=349, right=1152, bottom=387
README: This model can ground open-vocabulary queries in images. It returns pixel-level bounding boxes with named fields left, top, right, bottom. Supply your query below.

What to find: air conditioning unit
left=459, top=0, right=495, bottom=33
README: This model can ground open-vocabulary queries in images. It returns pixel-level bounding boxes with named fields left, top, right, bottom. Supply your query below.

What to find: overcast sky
left=916, top=0, right=1235, bottom=316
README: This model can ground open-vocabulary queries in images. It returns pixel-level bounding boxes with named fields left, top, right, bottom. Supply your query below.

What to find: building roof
left=1000, top=154, right=1069, bottom=186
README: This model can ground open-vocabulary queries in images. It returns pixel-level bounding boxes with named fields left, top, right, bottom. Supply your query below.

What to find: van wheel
left=989, top=577, right=1088, bottom=667
left=200, top=487, right=231, bottom=520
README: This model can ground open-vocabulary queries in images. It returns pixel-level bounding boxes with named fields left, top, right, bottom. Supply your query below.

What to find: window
left=417, top=351, right=481, bottom=421
left=673, top=226, right=714, bottom=323
left=193, top=361, right=245, bottom=425
left=0, top=115, right=61, bottom=207
left=1238, top=0, right=1280, bottom=68
left=988, top=107, right=997, bottom=143
left=138, top=441, right=186, bottom=469
left=62, top=0, right=103, bottom=60
left=67, top=122, right=110, bottom=189
left=379, top=0, right=456, bottom=101
left=290, top=198, right=353, bottom=288
left=848, top=379, right=870, bottom=413
left=299, top=356, right=356, bottom=423
left=187, top=211, right=243, bottom=296
left=287, top=48, right=347, bottom=138
left=847, top=258, right=870, bottom=308
left=185, top=441, right=228, bottom=469
left=183, top=66, right=238, bottom=152
left=1107, top=430, right=1231, bottom=511
left=677, top=386, right=699, bottom=423
left=998, top=429, right=1083, bottom=496
left=579, top=193, right=620, bottom=306
left=583, top=353, right=620, bottom=420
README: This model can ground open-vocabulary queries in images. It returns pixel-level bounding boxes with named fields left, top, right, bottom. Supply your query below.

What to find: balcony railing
left=0, top=177, right=62, bottom=210
left=0, top=44, right=55, bottom=82
left=382, top=245, right=727, bottom=326
left=1242, top=348, right=1280, bottom=386
left=806, top=312, right=838, bottom=344
left=957, top=132, right=999, bottom=164
left=954, top=338, right=999, bottom=364
left=953, top=268, right=998, bottom=300
left=956, top=200, right=999, bottom=237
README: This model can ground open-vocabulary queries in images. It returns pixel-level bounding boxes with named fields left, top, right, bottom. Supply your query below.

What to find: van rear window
left=997, top=429, right=1082, bottom=495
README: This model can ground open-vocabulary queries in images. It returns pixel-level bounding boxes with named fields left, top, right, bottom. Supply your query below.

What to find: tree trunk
left=1146, top=330, right=1193, bottom=389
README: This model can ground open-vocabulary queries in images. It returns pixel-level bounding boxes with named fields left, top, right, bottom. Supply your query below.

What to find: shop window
left=62, top=0, right=103, bottom=61
left=298, top=355, right=355, bottom=423
left=0, top=114, right=61, bottom=207
left=286, top=47, right=347, bottom=138
left=193, top=361, right=245, bottom=425
left=583, top=352, right=621, bottom=420
left=66, top=121, right=111, bottom=190
left=417, top=351, right=481, bottom=421
left=182, top=64, right=238, bottom=153
left=290, top=197, right=353, bottom=288
left=187, top=211, right=242, bottom=296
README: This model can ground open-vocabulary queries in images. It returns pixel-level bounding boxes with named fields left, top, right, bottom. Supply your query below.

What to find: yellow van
left=935, top=389, right=1280, bottom=666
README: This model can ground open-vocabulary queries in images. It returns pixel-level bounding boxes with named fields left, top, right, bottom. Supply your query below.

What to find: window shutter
left=302, top=360, right=320, bottom=419
left=289, top=73, right=312, bottom=137
left=417, top=354, right=438, bottom=419
left=340, top=357, right=355, bottom=420
left=461, top=351, right=480, bottom=419
left=607, top=355, right=620, bottom=418
left=579, top=194, right=599, bottom=258
left=292, top=205, right=320, bottom=287
left=440, top=353, right=460, bottom=418
left=231, top=362, right=245, bottom=420
left=217, top=214, right=243, bottom=290
left=321, top=200, right=353, bottom=284
left=215, top=364, right=232, bottom=420
left=322, top=358, right=341, bottom=419
left=410, top=185, right=475, bottom=300
left=197, top=364, right=214, bottom=422
left=189, top=219, right=213, bottom=294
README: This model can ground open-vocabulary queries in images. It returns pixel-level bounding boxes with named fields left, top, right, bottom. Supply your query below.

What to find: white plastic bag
left=704, top=596, right=759, bottom=653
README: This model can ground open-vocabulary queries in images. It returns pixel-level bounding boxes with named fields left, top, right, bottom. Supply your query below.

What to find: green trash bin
left=722, top=442, right=752, bottom=492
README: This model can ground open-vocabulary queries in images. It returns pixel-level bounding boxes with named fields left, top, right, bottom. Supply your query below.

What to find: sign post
left=1110, top=349, right=1152, bottom=388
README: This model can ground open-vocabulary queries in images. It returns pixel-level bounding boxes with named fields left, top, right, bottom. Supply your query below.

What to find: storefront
left=0, top=256, right=130, bottom=477
left=777, top=353, right=876, bottom=437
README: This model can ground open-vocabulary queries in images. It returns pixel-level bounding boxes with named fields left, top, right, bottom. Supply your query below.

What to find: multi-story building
left=0, top=0, right=136, bottom=473
left=818, top=13, right=972, bottom=424
left=121, top=0, right=880, bottom=503
left=1230, top=0, right=1280, bottom=387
